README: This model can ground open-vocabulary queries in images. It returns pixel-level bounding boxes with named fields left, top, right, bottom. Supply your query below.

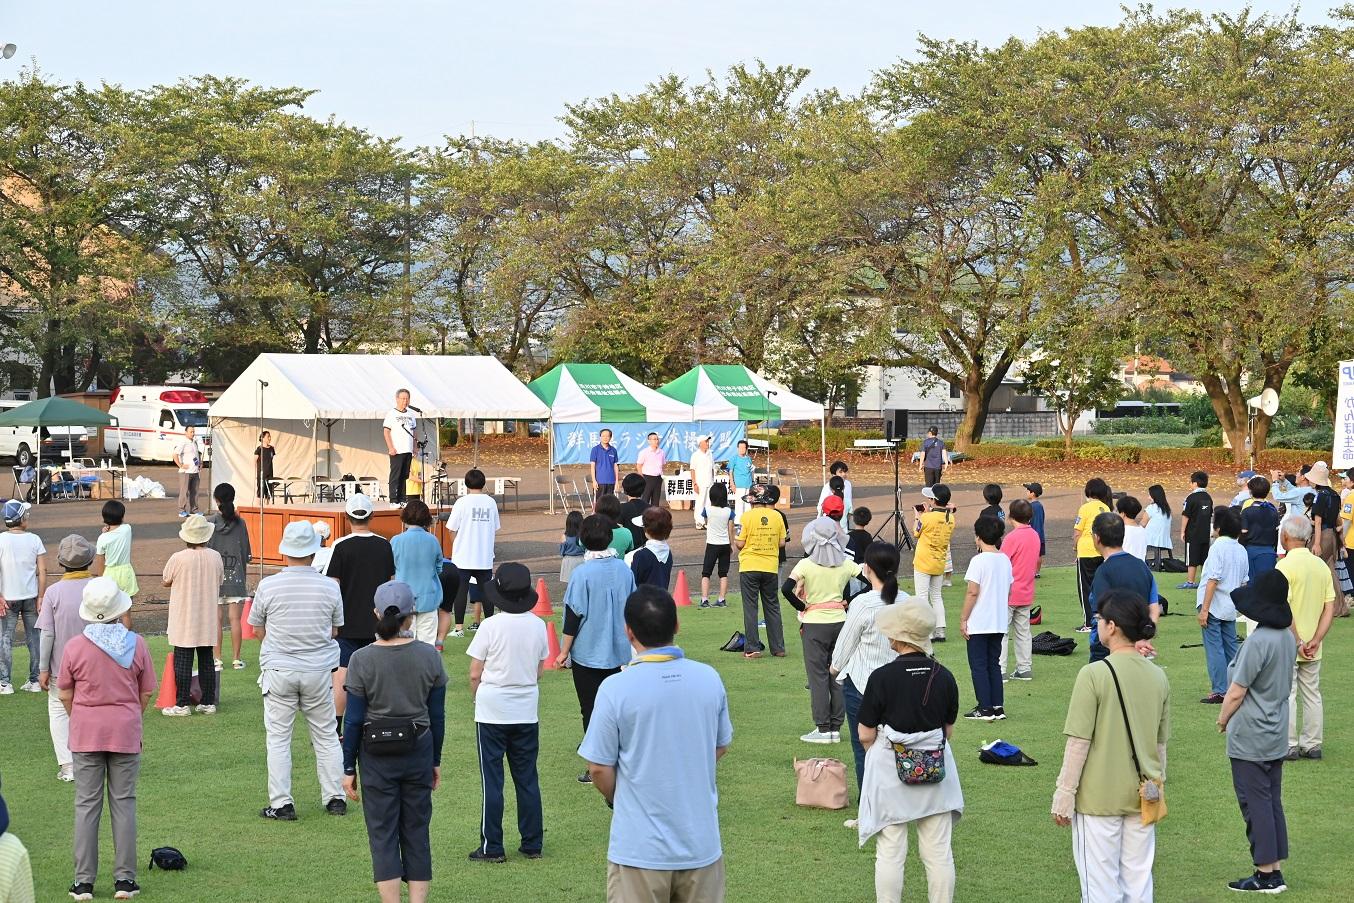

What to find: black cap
left=1023, top=482, right=1043, bottom=497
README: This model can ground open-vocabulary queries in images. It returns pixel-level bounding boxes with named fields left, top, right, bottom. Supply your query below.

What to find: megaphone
left=1247, top=388, right=1279, bottom=417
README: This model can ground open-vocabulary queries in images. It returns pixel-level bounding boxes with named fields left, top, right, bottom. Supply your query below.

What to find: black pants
left=596, top=483, right=615, bottom=497
left=172, top=645, right=217, bottom=707
left=453, top=568, right=494, bottom=624
left=923, top=467, right=943, bottom=487
left=1076, top=556, right=1102, bottom=628
left=475, top=722, right=543, bottom=856
left=740, top=571, right=785, bottom=654
left=257, top=468, right=274, bottom=501
left=702, top=544, right=732, bottom=578
left=437, top=561, right=463, bottom=616
left=360, top=730, right=434, bottom=883
left=388, top=453, right=412, bottom=503
left=640, top=474, right=663, bottom=507
left=571, top=663, right=621, bottom=733
left=1231, top=757, right=1288, bottom=866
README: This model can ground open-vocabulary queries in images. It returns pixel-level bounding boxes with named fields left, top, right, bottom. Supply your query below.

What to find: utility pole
left=402, top=174, right=412, bottom=354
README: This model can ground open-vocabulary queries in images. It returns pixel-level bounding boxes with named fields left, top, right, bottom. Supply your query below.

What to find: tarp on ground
left=528, top=363, right=695, bottom=423
left=658, top=364, right=825, bottom=421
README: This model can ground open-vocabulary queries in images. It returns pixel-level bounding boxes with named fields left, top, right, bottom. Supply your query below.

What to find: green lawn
left=3, top=567, right=1348, bottom=901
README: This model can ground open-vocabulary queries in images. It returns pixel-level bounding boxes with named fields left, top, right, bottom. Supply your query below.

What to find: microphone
left=407, top=404, right=423, bottom=413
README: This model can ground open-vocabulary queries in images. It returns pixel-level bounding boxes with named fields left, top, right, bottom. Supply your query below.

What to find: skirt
left=560, top=555, right=583, bottom=583
left=104, top=562, right=139, bottom=597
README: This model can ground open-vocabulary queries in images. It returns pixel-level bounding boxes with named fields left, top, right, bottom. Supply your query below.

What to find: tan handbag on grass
left=794, top=757, right=848, bottom=809
left=1103, top=659, right=1167, bottom=825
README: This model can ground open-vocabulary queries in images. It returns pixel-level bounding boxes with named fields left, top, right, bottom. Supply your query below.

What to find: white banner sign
left=1336, top=359, right=1354, bottom=470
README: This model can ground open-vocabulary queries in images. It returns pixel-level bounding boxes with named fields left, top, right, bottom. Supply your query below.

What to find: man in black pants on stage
left=382, top=388, right=418, bottom=504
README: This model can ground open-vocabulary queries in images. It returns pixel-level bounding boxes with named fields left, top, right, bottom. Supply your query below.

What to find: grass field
left=3, top=567, right=1349, bottom=902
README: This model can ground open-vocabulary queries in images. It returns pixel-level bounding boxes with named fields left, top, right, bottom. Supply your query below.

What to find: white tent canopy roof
left=209, top=354, right=549, bottom=421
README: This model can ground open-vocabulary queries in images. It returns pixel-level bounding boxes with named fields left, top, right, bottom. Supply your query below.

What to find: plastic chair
left=776, top=467, right=804, bottom=505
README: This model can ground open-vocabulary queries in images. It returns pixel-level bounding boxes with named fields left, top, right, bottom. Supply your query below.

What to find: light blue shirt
left=729, top=455, right=755, bottom=489
left=1197, top=535, right=1249, bottom=621
left=579, top=649, right=734, bottom=870
left=562, top=556, right=635, bottom=669
left=390, top=526, right=443, bottom=613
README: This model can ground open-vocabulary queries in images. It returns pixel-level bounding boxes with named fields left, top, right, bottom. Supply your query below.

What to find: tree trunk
left=1062, top=409, right=1078, bottom=454
left=953, top=363, right=1012, bottom=451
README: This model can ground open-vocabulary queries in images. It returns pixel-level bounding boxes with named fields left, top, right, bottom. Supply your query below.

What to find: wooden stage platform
left=239, top=503, right=453, bottom=564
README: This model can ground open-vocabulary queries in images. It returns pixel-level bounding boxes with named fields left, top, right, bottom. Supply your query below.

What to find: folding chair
left=358, top=476, right=382, bottom=501
left=554, top=474, right=586, bottom=513
left=12, top=465, right=37, bottom=503
left=776, top=467, right=804, bottom=506
left=582, top=474, right=598, bottom=509
left=278, top=477, right=311, bottom=504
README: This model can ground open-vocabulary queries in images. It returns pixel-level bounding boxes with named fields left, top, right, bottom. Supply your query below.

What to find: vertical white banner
left=1336, top=359, right=1354, bottom=469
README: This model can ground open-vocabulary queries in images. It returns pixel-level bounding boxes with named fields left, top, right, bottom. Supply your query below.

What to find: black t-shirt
left=327, top=534, right=396, bottom=639
left=619, top=498, right=647, bottom=549
left=846, top=529, right=872, bottom=564
left=1310, top=486, right=1341, bottom=528
left=1181, top=490, right=1213, bottom=539
left=254, top=445, right=276, bottom=476
left=1240, top=501, right=1280, bottom=548
left=858, top=653, right=959, bottom=732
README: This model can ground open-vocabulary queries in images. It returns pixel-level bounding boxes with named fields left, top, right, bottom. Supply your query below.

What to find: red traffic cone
left=154, top=655, right=177, bottom=710
left=239, top=597, right=256, bottom=639
left=673, top=569, right=692, bottom=607
left=544, top=620, right=563, bottom=670
left=532, top=578, right=553, bottom=618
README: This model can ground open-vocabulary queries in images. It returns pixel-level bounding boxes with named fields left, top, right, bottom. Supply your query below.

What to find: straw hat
left=79, top=576, right=132, bottom=623
left=178, top=513, right=215, bottom=545
left=875, top=603, right=936, bottom=654
left=1306, top=461, right=1332, bottom=487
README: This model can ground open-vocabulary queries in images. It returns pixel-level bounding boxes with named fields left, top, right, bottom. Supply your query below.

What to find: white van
left=104, top=386, right=212, bottom=464
left=0, top=400, right=89, bottom=465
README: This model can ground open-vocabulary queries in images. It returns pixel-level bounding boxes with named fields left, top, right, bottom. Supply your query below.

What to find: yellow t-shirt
left=1276, top=548, right=1336, bottom=661
left=1074, top=500, right=1111, bottom=558
left=789, top=559, right=861, bottom=624
left=1341, top=488, right=1354, bottom=550
left=913, top=509, right=956, bottom=576
left=736, top=508, right=784, bottom=574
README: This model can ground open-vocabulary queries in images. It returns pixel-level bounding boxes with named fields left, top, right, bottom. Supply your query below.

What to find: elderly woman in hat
left=57, top=576, right=157, bottom=901
left=161, top=513, right=224, bottom=716
left=856, top=601, right=961, bottom=903
left=1217, top=570, right=1297, bottom=895
left=1301, top=461, right=1344, bottom=602
left=341, top=580, right=447, bottom=903
left=788, top=515, right=860, bottom=745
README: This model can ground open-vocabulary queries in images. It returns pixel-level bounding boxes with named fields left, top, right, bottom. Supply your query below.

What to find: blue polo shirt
left=562, top=556, right=635, bottom=669
left=729, top=454, right=755, bottom=489
left=1088, top=551, right=1158, bottom=661
left=579, top=649, right=733, bottom=870
left=589, top=443, right=619, bottom=485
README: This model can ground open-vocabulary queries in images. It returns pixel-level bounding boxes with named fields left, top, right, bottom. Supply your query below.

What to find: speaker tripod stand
left=869, top=438, right=915, bottom=553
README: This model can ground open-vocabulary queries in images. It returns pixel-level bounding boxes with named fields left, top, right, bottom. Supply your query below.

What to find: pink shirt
left=57, top=634, right=157, bottom=754
left=636, top=446, right=667, bottom=477
left=1002, top=523, right=1041, bottom=608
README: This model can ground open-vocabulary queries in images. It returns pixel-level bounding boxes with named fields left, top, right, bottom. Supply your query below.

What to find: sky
left=2, top=1, right=1332, bottom=147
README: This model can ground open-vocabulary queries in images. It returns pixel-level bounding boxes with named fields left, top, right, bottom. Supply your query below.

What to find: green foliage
left=1178, top=394, right=1221, bottom=430
left=1093, top=416, right=1189, bottom=435
left=1033, top=438, right=1104, bottom=448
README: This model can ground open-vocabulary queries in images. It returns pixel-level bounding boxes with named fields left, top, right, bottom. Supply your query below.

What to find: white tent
left=209, top=354, right=549, bottom=499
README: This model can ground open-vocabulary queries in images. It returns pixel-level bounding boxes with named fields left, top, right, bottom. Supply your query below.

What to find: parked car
left=0, top=401, right=89, bottom=465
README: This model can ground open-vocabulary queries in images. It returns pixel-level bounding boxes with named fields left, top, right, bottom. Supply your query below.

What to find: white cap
left=312, top=520, right=331, bottom=540
left=345, top=493, right=374, bottom=519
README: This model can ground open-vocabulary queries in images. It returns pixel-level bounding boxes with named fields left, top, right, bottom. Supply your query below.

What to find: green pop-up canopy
left=0, top=396, right=116, bottom=505
left=528, top=363, right=693, bottom=422
left=658, top=364, right=824, bottom=421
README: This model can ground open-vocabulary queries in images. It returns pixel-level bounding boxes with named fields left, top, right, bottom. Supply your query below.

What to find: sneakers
left=0, top=683, right=13, bottom=695
left=1176, top=581, right=1199, bottom=590
left=1227, top=869, right=1287, bottom=894
left=932, top=628, right=946, bottom=642
left=1300, top=747, right=1322, bottom=760
left=699, top=599, right=711, bottom=609
left=964, top=707, right=1003, bottom=721
left=942, top=579, right=953, bottom=587
left=1284, top=746, right=1299, bottom=761
left=576, top=770, right=593, bottom=784
left=114, top=879, right=141, bottom=899
left=743, top=650, right=763, bottom=659
left=1200, top=693, right=1225, bottom=704
left=58, top=764, right=74, bottom=782
left=161, top=705, right=191, bottom=717
left=1010, top=670, right=1033, bottom=681
left=757, top=620, right=765, bottom=628
left=19, top=680, right=41, bottom=693
left=214, top=658, right=223, bottom=671
left=771, top=650, right=786, bottom=657
left=843, top=817, right=858, bottom=828
left=829, top=731, right=842, bottom=743
left=69, top=883, right=94, bottom=901
left=518, top=847, right=543, bottom=860
left=178, top=511, right=189, bottom=518
left=260, top=803, right=297, bottom=821
left=469, top=622, right=480, bottom=632
left=990, top=707, right=1007, bottom=721
left=714, top=598, right=727, bottom=607
left=800, top=729, right=836, bottom=744
left=326, top=797, right=347, bottom=816
left=449, top=628, right=465, bottom=638
left=194, top=704, right=217, bottom=715
left=232, top=659, right=246, bottom=670
left=468, top=848, right=507, bottom=864
left=1075, top=625, right=1094, bottom=633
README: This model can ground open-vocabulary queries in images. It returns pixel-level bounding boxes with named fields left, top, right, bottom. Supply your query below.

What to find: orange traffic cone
left=154, top=656, right=177, bottom=710
left=544, top=621, right=563, bottom=670
left=239, top=598, right=256, bottom=639
left=532, top=578, right=553, bottom=618
left=673, top=569, right=692, bottom=607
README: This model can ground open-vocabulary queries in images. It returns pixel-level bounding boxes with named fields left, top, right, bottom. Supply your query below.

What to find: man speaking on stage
left=383, top=388, right=418, bottom=504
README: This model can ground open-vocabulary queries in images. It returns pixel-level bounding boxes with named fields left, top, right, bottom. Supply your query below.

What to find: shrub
left=1268, top=425, right=1334, bottom=451
left=1034, top=438, right=1105, bottom=448
left=1072, top=445, right=1143, bottom=464
left=1094, top=415, right=1188, bottom=435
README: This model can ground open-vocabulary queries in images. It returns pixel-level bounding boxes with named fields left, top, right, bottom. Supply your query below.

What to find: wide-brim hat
left=875, top=602, right=935, bottom=654
left=482, top=562, right=538, bottom=614
left=79, top=575, right=132, bottom=623
left=58, top=533, right=96, bottom=569
left=179, top=513, right=215, bottom=545
left=1306, top=461, right=1331, bottom=487
left=743, top=484, right=770, bottom=505
left=1231, top=570, right=1293, bottom=630
left=802, top=516, right=848, bottom=567
left=278, top=520, right=321, bottom=558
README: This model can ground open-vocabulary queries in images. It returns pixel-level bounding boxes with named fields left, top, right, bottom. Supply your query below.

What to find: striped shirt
left=248, top=566, right=343, bottom=672
left=830, top=589, right=904, bottom=690
left=0, top=833, right=35, bottom=903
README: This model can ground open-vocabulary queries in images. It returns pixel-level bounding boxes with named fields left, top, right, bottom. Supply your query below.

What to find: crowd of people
left=0, top=426, right=1352, bottom=901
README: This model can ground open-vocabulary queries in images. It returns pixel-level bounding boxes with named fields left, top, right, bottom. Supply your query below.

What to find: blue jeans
left=1202, top=614, right=1240, bottom=695
left=475, top=722, right=543, bottom=856
left=0, top=597, right=39, bottom=685
left=842, top=675, right=866, bottom=793
left=1246, top=547, right=1277, bottom=582
left=967, top=633, right=1004, bottom=711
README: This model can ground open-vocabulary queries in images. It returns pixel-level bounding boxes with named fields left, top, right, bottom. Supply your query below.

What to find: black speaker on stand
left=885, top=409, right=909, bottom=442
left=875, top=409, right=914, bottom=552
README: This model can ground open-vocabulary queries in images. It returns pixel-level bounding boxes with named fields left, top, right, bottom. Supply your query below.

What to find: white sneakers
left=0, top=683, right=13, bottom=695
left=19, top=680, right=41, bottom=693
left=214, top=659, right=224, bottom=672
left=232, top=660, right=246, bottom=670
left=194, top=704, right=217, bottom=715
left=800, top=729, right=840, bottom=744
left=57, top=765, right=74, bottom=782
left=161, top=705, right=191, bottom=717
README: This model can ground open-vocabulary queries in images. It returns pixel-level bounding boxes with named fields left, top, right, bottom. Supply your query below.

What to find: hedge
left=1093, top=415, right=1190, bottom=435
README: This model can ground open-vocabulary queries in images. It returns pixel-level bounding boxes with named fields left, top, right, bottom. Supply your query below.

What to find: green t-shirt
left=1063, top=654, right=1170, bottom=816
left=609, top=526, right=634, bottom=557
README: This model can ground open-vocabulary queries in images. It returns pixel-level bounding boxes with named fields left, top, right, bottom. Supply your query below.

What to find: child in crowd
left=207, top=484, right=251, bottom=671
left=94, top=500, right=138, bottom=598
left=1179, top=470, right=1214, bottom=590
left=559, top=511, right=585, bottom=583
left=1074, top=478, right=1114, bottom=632
left=817, top=460, right=853, bottom=514
left=1145, top=484, right=1173, bottom=569
left=447, top=468, right=501, bottom=632
left=729, top=439, right=756, bottom=517
left=311, top=521, right=334, bottom=574
left=961, top=516, right=1013, bottom=721
left=1198, top=506, right=1246, bottom=704
left=1000, top=500, right=1040, bottom=681
left=699, top=483, right=735, bottom=608
left=630, top=507, right=674, bottom=590
left=594, top=493, right=634, bottom=558
left=913, top=484, right=957, bottom=642
left=618, top=473, right=649, bottom=549
left=1023, top=483, right=1046, bottom=575
left=979, top=484, right=1005, bottom=525
left=824, top=476, right=847, bottom=516
left=1116, top=496, right=1148, bottom=561
left=0, top=500, right=46, bottom=694
left=846, top=507, right=873, bottom=564
left=1240, top=475, right=1280, bottom=580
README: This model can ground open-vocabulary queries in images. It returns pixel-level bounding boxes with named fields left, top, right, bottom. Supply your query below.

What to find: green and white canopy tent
left=659, top=364, right=827, bottom=479
left=528, top=362, right=694, bottom=424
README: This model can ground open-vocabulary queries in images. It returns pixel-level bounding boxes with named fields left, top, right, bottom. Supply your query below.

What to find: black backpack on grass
left=1031, top=631, right=1077, bottom=656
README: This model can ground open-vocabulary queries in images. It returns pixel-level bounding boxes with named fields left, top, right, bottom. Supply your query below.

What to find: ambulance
left=103, top=386, right=212, bottom=464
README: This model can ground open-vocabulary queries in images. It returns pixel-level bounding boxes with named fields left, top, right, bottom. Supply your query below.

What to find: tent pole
left=821, top=414, right=827, bottom=486
left=547, top=418, right=555, bottom=515
left=473, top=420, right=479, bottom=468
left=258, top=382, right=266, bottom=587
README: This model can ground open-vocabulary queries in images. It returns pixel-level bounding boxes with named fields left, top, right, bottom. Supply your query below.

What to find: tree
left=1021, top=317, right=1128, bottom=452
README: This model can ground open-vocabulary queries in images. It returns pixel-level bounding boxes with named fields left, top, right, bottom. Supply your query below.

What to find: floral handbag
left=891, top=659, right=946, bottom=785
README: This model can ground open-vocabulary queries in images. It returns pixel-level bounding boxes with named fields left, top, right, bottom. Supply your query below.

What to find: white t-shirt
left=448, top=493, right=500, bottom=570
left=1122, top=524, right=1148, bottom=561
left=312, top=546, right=334, bottom=575
left=382, top=408, right=418, bottom=455
left=466, top=612, right=550, bottom=724
left=817, top=478, right=854, bottom=513
left=703, top=506, right=735, bottom=545
left=963, top=550, right=1013, bottom=635
left=0, top=531, right=47, bottom=600
left=690, top=449, right=715, bottom=487
left=177, top=440, right=201, bottom=473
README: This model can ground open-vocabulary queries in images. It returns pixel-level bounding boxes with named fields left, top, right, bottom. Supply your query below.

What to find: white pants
left=915, top=572, right=946, bottom=630
left=999, top=606, right=1032, bottom=675
left=733, top=493, right=750, bottom=519
left=1072, top=813, right=1155, bottom=903
left=874, top=813, right=955, bottom=903
left=261, top=669, right=344, bottom=808
left=1288, top=659, right=1322, bottom=750
left=413, top=611, right=438, bottom=645
left=693, top=485, right=711, bottom=525
left=48, top=687, right=71, bottom=768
